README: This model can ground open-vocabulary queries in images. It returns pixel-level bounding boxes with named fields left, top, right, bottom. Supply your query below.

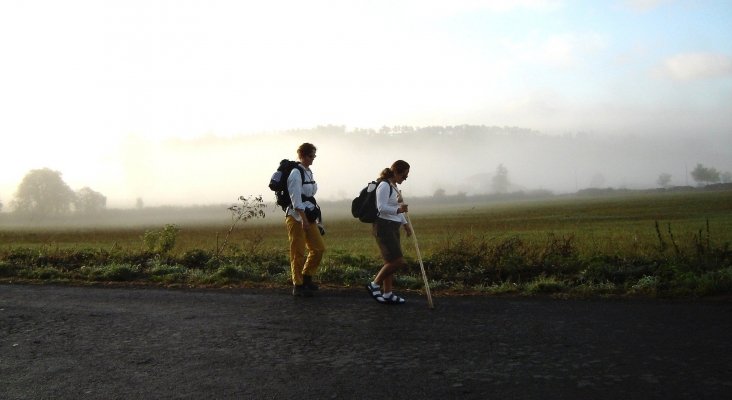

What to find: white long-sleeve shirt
left=376, top=180, right=407, bottom=225
left=286, top=165, right=317, bottom=222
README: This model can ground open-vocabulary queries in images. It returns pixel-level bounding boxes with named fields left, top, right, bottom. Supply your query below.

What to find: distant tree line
left=8, top=168, right=106, bottom=216
left=288, top=125, right=732, bottom=192
left=657, top=163, right=732, bottom=189
left=4, top=127, right=730, bottom=214
left=690, top=163, right=731, bottom=185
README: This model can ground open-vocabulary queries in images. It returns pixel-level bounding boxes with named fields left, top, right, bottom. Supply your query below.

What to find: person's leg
left=368, top=219, right=406, bottom=303
left=286, top=216, right=306, bottom=286
left=373, top=219, right=404, bottom=290
left=382, top=274, right=393, bottom=295
left=373, top=262, right=405, bottom=304
left=379, top=273, right=394, bottom=294
left=302, top=221, right=325, bottom=286
left=373, top=257, right=404, bottom=288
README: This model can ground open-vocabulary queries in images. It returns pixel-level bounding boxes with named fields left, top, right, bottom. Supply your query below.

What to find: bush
left=215, top=264, right=243, bottom=283
left=142, top=224, right=180, bottom=254
left=5, top=247, right=40, bottom=267
left=318, top=264, right=371, bottom=286
left=89, top=263, right=141, bottom=282
left=396, top=274, right=427, bottom=290
left=0, top=218, right=729, bottom=298
left=22, top=266, right=63, bottom=280
left=54, top=248, right=106, bottom=270
left=537, top=234, right=581, bottom=276
left=427, top=234, right=491, bottom=285
left=489, top=236, right=530, bottom=282
left=147, top=260, right=187, bottom=283
left=474, top=281, right=521, bottom=295
left=181, top=249, right=213, bottom=269
left=327, top=250, right=378, bottom=269
left=0, top=261, right=16, bottom=277
left=580, top=256, right=659, bottom=285
left=525, top=275, right=567, bottom=294
left=426, top=235, right=548, bottom=285
left=696, top=267, right=732, bottom=295
left=630, top=275, right=659, bottom=296
left=672, top=267, right=732, bottom=296
left=569, top=281, right=619, bottom=297
left=237, top=264, right=270, bottom=282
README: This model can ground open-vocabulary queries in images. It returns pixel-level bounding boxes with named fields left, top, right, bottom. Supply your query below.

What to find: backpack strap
left=295, top=164, right=315, bottom=185
left=295, top=165, right=316, bottom=200
left=294, top=165, right=320, bottom=222
left=376, top=180, right=393, bottom=197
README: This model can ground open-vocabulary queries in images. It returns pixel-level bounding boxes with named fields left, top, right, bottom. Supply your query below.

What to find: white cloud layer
left=660, top=52, right=732, bottom=81
left=622, top=0, right=671, bottom=12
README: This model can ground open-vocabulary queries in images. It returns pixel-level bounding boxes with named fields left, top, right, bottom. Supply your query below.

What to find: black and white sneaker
left=382, top=293, right=406, bottom=305
left=366, top=282, right=385, bottom=303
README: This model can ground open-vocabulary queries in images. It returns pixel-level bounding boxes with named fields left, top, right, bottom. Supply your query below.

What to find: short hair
left=297, top=143, right=317, bottom=158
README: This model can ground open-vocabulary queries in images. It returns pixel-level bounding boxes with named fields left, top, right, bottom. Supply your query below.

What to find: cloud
left=658, top=52, right=732, bottom=81
left=503, top=32, right=606, bottom=68
left=453, top=0, right=564, bottom=12
left=622, top=0, right=672, bottom=13
left=398, top=0, right=563, bottom=13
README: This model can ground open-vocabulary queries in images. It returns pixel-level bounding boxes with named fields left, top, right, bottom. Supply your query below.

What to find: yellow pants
left=286, top=215, right=325, bottom=285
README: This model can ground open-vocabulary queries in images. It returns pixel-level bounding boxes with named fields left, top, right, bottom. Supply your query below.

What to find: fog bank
left=109, top=126, right=732, bottom=207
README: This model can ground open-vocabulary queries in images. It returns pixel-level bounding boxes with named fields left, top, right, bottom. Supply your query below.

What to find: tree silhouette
left=657, top=173, right=672, bottom=188
left=12, top=168, right=76, bottom=215
left=690, top=164, right=720, bottom=186
left=492, top=164, right=510, bottom=194
left=75, top=187, right=107, bottom=214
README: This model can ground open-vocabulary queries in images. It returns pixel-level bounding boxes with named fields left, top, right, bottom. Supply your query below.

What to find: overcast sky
left=1, top=0, right=731, bottom=206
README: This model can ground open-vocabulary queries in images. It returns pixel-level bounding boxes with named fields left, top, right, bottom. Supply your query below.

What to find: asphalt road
left=2, top=283, right=731, bottom=399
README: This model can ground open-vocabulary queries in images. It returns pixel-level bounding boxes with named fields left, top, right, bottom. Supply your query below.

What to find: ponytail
left=376, top=160, right=410, bottom=182
left=377, top=168, right=394, bottom=182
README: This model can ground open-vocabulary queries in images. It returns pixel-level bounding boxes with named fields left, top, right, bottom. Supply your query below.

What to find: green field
left=2, top=189, right=731, bottom=298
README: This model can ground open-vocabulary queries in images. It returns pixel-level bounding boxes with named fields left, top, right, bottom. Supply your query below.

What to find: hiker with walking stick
left=365, top=160, right=413, bottom=305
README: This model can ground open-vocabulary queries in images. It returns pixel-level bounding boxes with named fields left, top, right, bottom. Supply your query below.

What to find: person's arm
left=287, top=168, right=309, bottom=226
left=376, top=182, right=399, bottom=216
left=376, top=182, right=408, bottom=218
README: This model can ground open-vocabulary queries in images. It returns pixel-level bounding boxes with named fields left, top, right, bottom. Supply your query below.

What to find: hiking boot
left=303, top=275, right=319, bottom=291
left=292, top=284, right=313, bottom=297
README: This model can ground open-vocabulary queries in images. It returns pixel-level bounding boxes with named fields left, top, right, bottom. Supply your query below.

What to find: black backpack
left=269, top=159, right=306, bottom=211
left=351, top=180, right=392, bottom=223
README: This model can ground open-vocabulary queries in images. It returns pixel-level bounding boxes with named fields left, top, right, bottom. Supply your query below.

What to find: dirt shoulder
left=2, top=283, right=731, bottom=399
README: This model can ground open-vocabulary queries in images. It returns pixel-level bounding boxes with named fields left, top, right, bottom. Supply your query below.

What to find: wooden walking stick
left=403, top=210, right=434, bottom=309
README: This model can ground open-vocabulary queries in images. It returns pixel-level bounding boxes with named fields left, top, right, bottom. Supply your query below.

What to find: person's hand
left=404, top=223, right=413, bottom=237
left=398, top=203, right=409, bottom=214
left=298, top=211, right=309, bottom=229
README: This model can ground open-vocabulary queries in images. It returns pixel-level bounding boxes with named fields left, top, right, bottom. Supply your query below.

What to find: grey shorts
left=373, top=218, right=403, bottom=262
